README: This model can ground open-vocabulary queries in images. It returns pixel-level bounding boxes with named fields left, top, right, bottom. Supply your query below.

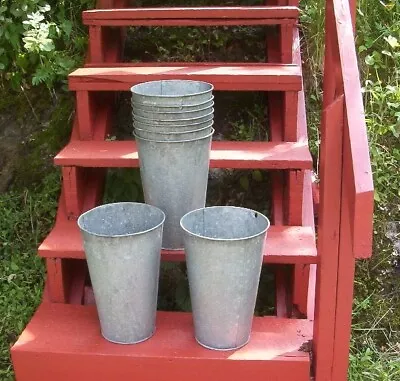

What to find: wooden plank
left=39, top=221, right=317, bottom=264
left=333, top=0, right=374, bottom=258
left=83, top=7, right=300, bottom=22
left=83, top=18, right=298, bottom=27
left=12, top=304, right=312, bottom=381
left=313, top=96, right=344, bottom=381
left=54, top=141, right=312, bottom=170
left=68, top=64, right=302, bottom=91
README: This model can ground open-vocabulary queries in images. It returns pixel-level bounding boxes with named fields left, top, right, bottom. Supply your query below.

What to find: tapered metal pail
left=133, top=102, right=215, bottom=120
left=134, top=123, right=213, bottom=141
left=135, top=130, right=214, bottom=250
left=133, top=116, right=213, bottom=132
left=131, top=80, right=213, bottom=107
left=180, top=206, right=270, bottom=351
left=133, top=109, right=214, bottom=127
left=77, top=202, right=165, bottom=344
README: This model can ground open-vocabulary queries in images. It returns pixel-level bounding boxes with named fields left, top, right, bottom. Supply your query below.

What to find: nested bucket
left=131, top=80, right=213, bottom=107
left=77, top=202, right=165, bottom=344
left=135, top=130, right=214, bottom=250
left=132, top=109, right=214, bottom=127
left=133, top=102, right=215, bottom=120
left=134, top=123, right=213, bottom=141
left=132, top=96, right=214, bottom=113
left=133, top=117, right=213, bottom=132
left=180, top=206, right=270, bottom=351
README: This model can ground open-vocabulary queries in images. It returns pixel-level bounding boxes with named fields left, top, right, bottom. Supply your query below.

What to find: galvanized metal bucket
left=77, top=202, right=165, bottom=344
left=135, top=123, right=213, bottom=141
left=132, top=96, right=214, bottom=113
left=135, top=130, right=214, bottom=250
left=131, top=80, right=213, bottom=107
left=133, top=109, right=214, bottom=126
left=133, top=102, right=215, bottom=120
left=133, top=116, right=213, bottom=132
left=180, top=206, right=270, bottom=351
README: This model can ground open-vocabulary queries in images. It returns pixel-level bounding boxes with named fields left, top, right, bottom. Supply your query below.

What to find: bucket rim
left=134, top=122, right=213, bottom=135
left=130, top=80, right=214, bottom=99
left=132, top=101, right=215, bottom=115
left=134, top=128, right=214, bottom=143
left=180, top=206, right=270, bottom=242
left=133, top=109, right=214, bottom=124
left=77, top=202, right=166, bottom=238
left=131, top=95, right=215, bottom=110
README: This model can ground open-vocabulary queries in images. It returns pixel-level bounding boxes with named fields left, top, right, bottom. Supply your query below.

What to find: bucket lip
left=130, top=80, right=214, bottom=99
left=77, top=202, right=166, bottom=238
left=132, top=101, right=215, bottom=115
left=132, top=95, right=215, bottom=109
left=134, top=122, right=213, bottom=135
left=133, top=109, right=214, bottom=124
left=180, top=206, right=270, bottom=242
left=134, top=128, right=214, bottom=143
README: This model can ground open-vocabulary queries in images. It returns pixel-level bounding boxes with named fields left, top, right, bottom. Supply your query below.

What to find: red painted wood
left=85, top=19, right=298, bottom=27
left=12, top=304, right=312, bottom=381
left=275, top=265, right=293, bottom=318
left=45, top=259, right=68, bottom=303
left=89, top=26, right=104, bottom=63
left=54, top=140, right=312, bottom=170
left=39, top=220, right=317, bottom=263
left=331, top=185, right=356, bottom=381
left=83, top=7, right=300, bottom=22
left=69, top=64, right=302, bottom=92
left=76, top=91, right=94, bottom=140
left=61, top=167, right=86, bottom=219
left=313, top=96, right=344, bottom=381
left=333, top=0, right=374, bottom=258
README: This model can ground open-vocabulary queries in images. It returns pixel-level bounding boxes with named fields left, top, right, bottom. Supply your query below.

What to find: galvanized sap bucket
left=135, top=122, right=213, bottom=141
left=133, top=102, right=215, bottom=120
left=135, top=130, right=214, bottom=250
left=131, top=80, right=214, bottom=107
left=132, top=109, right=214, bottom=126
left=180, top=206, right=270, bottom=351
left=133, top=117, right=213, bottom=132
left=77, top=202, right=165, bottom=344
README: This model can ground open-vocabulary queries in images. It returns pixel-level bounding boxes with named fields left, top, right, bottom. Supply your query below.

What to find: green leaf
left=384, top=35, right=399, bottom=49
left=252, top=170, right=263, bottom=182
left=239, top=175, right=250, bottom=191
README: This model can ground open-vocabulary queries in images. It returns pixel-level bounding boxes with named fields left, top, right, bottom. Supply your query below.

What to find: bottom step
left=12, top=303, right=313, bottom=381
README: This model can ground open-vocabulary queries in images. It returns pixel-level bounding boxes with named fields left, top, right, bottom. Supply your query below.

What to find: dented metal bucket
left=77, top=202, right=165, bottom=344
left=132, top=96, right=214, bottom=113
left=135, top=130, right=214, bottom=250
left=180, top=206, right=270, bottom=351
left=131, top=80, right=213, bottom=107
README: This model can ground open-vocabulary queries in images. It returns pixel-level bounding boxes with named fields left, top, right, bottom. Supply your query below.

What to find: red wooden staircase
left=11, top=1, right=374, bottom=381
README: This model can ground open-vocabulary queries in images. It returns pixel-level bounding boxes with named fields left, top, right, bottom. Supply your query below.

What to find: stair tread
left=68, top=64, right=302, bottom=91
left=12, top=303, right=312, bottom=381
left=83, top=6, right=299, bottom=26
left=39, top=218, right=317, bottom=264
left=54, top=140, right=312, bottom=170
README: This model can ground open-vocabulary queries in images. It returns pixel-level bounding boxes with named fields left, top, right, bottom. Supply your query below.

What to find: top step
left=82, top=7, right=300, bottom=26
left=69, top=63, right=302, bottom=91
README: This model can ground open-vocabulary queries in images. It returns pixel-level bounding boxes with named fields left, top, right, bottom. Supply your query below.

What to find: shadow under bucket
left=180, top=206, right=270, bottom=351
left=78, top=202, right=165, bottom=344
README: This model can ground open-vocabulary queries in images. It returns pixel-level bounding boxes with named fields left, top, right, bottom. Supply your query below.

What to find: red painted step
left=38, top=216, right=317, bottom=264
left=12, top=303, right=312, bottom=381
left=54, top=140, right=312, bottom=170
left=69, top=63, right=302, bottom=91
left=83, top=6, right=299, bottom=26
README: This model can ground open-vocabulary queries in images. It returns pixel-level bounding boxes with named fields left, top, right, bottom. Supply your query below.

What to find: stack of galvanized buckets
left=78, top=80, right=270, bottom=351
